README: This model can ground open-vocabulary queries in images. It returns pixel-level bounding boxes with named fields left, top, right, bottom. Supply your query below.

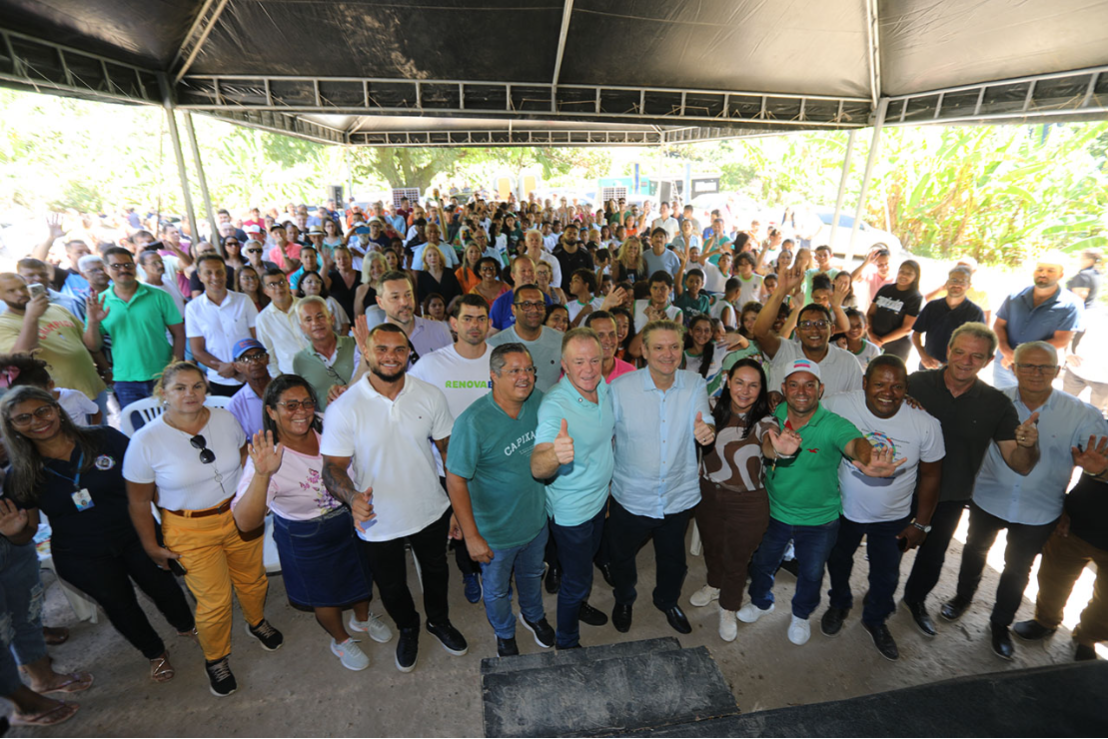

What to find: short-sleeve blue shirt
left=995, top=285, right=1084, bottom=363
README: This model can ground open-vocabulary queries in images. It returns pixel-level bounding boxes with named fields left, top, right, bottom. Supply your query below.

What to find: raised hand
left=351, top=486, right=376, bottom=532
left=600, top=286, right=627, bottom=311
left=85, top=293, right=109, bottom=323
left=693, top=411, right=715, bottom=446
left=1015, top=412, right=1040, bottom=448
left=1072, top=435, right=1108, bottom=476
left=248, top=430, right=285, bottom=476
left=853, top=445, right=907, bottom=478
left=831, top=275, right=850, bottom=306
left=554, top=419, right=575, bottom=465
left=353, top=314, right=370, bottom=354
left=766, top=426, right=802, bottom=457
left=45, top=212, right=66, bottom=241
left=0, top=499, right=29, bottom=538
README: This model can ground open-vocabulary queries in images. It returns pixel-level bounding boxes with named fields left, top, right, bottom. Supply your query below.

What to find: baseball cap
left=243, top=224, right=262, bottom=234
left=233, top=338, right=267, bottom=361
left=783, top=357, right=822, bottom=382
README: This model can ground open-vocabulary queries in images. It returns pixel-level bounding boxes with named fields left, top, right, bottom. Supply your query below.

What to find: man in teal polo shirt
left=531, top=327, right=616, bottom=648
left=82, top=247, right=184, bottom=423
left=446, top=343, right=556, bottom=658
left=737, top=358, right=902, bottom=647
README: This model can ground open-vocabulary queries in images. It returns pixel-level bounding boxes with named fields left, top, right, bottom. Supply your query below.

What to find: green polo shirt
left=97, top=283, right=182, bottom=382
left=765, top=403, right=860, bottom=526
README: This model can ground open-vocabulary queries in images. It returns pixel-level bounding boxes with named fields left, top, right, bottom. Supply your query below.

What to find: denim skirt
left=272, top=507, right=371, bottom=609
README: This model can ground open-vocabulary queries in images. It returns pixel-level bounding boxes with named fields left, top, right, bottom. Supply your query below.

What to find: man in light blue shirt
left=643, top=227, right=682, bottom=278
left=531, top=327, right=616, bottom=648
left=946, top=341, right=1107, bottom=659
left=608, top=319, right=715, bottom=636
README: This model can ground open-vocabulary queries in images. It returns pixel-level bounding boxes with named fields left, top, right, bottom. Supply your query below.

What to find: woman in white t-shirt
left=123, top=361, right=282, bottom=698
left=231, top=375, right=390, bottom=672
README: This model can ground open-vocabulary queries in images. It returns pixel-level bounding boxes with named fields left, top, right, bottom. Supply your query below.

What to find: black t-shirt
left=913, top=297, right=986, bottom=364
left=49, top=266, right=80, bottom=293
left=552, top=244, right=594, bottom=292
left=1066, top=267, right=1101, bottom=309
left=1065, top=475, right=1108, bottom=551
left=328, top=269, right=359, bottom=323
left=907, top=369, right=1019, bottom=502
left=6, top=427, right=136, bottom=555
left=871, top=284, right=922, bottom=359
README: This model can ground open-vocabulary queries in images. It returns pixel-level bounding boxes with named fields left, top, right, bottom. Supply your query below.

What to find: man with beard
left=912, top=265, right=985, bottom=370
left=322, top=323, right=468, bottom=673
left=487, top=284, right=563, bottom=392
left=376, top=271, right=451, bottom=361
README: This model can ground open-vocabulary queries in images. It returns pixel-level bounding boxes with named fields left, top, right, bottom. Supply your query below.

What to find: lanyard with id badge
left=46, top=451, right=95, bottom=512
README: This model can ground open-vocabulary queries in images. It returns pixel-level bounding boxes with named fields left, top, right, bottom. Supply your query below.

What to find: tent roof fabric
left=1, top=0, right=1107, bottom=145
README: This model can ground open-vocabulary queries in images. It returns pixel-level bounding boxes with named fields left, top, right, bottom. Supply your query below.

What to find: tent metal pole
left=848, top=98, right=889, bottom=263
left=550, top=0, right=576, bottom=109
left=182, top=111, right=220, bottom=244
left=158, top=73, right=199, bottom=248
left=829, top=129, right=857, bottom=249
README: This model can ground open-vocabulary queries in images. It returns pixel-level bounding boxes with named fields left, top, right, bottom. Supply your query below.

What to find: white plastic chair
left=118, top=397, right=164, bottom=437
left=204, top=396, right=232, bottom=409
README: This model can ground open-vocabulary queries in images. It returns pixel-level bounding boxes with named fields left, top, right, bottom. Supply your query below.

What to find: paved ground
left=8, top=519, right=1097, bottom=737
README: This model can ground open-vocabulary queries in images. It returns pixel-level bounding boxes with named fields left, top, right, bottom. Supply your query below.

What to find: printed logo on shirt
left=94, top=454, right=116, bottom=470
left=504, top=430, right=536, bottom=458
left=445, top=380, right=492, bottom=389
left=875, top=295, right=905, bottom=313
left=865, top=431, right=897, bottom=455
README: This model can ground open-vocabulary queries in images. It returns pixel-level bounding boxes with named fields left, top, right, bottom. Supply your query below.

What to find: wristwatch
left=911, top=521, right=932, bottom=534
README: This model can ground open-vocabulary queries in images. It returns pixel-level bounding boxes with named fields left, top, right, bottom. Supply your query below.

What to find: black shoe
left=245, top=619, right=284, bottom=651
left=396, top=626, right=419, bottom=672
left=941, top=594, right=972, bottom=621
left=597, top=562, right=614, bottom=587
left=1013, top=619, right=1056, bottom=641
left=903, top=599, right=938, bottom=637
left=545, top=566, right=561, bottom=595
left=820, top=606, right=850, bottom=637
left=1075, top=642, right=1098, bottom=661
left=863, top=621, right=900, bottom=661
left=205, top=656, right=237, bottom=697
left=426, top=620, right=468, bottom=656
left=661, top=605, right=692, bottom=635
left=579, top=602, right=608, bottom=627
left=991, top=622, right=1014, bottom=660
left=778, top=559, right=800, bottom=577
left=612, top=604, right=632, bottom=633
left=521, top=616, right=556, bottom=649
left=556, top=644, right=581, bottom=650
left=496, top=636, right=519, bottom=657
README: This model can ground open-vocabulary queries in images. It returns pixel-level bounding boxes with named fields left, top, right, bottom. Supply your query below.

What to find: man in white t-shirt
left=185, top=254, right=258, bottom=396
left=754, top=264, right=862, bottom=399
left=409, top=294, right=494, bottom=603
left=820, top=356, right=944, bottom=661
left=650, top=202, right=679, bottom=244
left=320, top=323, right=468, bottom=673
left=633, top=271, right=684, bottom=332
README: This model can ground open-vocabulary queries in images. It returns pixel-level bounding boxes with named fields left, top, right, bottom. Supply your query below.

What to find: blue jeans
left=115, top=380, right=156, bottom=429
left=93, top=389, right=110, bottom=423
left=479, top=525, right=549, bottom=639
left=827, top=515, right=910, bottom=626
left=549, top=507, right=606, bottom=648
left=0, top=538, right=48, bottom=695
left=749, top=517, right=841, bottom=619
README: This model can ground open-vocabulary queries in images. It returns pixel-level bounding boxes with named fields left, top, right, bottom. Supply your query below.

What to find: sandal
left=178, top=627, right=198, bottom=640
left=150, top=653, right=175, bottom=683
left=11, top=701, right=80, bottom=727
left=40, top=671, right=94, bottom=695
left=43, top=626, right=70, bottom=645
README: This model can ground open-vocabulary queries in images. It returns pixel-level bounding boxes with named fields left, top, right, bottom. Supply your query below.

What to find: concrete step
left=482, top=641, right=738, bottom=738
left=480, top=636, right=682, bottom=676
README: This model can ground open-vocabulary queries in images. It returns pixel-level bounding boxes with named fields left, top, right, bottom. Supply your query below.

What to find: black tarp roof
left=2, top=0, right=1107, bottom=145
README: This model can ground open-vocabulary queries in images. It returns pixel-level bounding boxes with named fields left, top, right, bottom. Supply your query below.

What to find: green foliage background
left=2, top=89, right=1105, bottom=266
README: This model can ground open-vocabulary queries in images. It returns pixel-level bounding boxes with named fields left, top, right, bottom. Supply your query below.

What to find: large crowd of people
left=0, top=191, right=1103, bottom=726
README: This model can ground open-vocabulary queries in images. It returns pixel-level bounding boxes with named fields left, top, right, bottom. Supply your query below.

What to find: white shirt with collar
left=255, top=297, right=309, bottom=377
left=652, top=216, right=680, bottom=243
left=184, top=291, right=258, bottom=386
left=405, top=316, right=454, bottom=360
left=319, top=374, right=454, bottom=542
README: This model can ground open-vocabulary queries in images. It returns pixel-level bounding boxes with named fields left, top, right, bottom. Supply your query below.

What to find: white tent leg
left=183, top=110, right=220, bottom=244
left=829, top=129, right=857, bottom=249
left=847, top=98, right=889, bottom=263
left=158, top=73, right=199, bottom=244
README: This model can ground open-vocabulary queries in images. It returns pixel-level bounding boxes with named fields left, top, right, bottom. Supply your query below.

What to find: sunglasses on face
left=246, top=248, right=262, bottom=254
left=190, top=434, right=216, bottom=464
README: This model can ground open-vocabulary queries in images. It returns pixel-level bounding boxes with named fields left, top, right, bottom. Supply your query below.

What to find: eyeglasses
left=515, top=301, right=545, bottom=311
left=107, top=262, right=135, bottom=272
left=224, top=241, right=239, bottom=246
left=246, top=248, right=262, bottom=254
left=10, top=405, right=57, bottom=427
left=502, top=366, right=537, bottom=378
left=1014, top=363, right=1058, bottom=374
left=190, top=434, right=216, bottom=464
left=276, top=399, right=317, bottom=412
left=237, top=351, right=268, bottom=364
left=798, top=320, right=831, bottom=330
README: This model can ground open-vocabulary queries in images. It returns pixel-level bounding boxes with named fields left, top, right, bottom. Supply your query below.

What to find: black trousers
left=52, top=536, right=194, bottom=659
left=360, top=509, right=451, bottom=630
left=955, top=502, right=1057, bottom=626
left=903, top=499, right=968, bottom=604
left=608, top=498, right=691, bottom=611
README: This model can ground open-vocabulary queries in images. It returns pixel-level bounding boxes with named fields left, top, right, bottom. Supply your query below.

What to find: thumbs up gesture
left=554, top=419, right=575, bottom=465
left=351, top=486, right=376, bottom=533
left=1015, top=411, right=1040, bottom=448
left=694, top=411, right=715, bottom=446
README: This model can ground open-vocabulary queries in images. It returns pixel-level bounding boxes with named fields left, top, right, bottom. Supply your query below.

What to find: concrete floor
left=8, top=524, right=1096, bottom=738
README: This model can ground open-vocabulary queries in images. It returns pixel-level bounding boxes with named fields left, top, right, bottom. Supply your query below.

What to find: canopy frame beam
left=171, top=0, right=232, bottom=84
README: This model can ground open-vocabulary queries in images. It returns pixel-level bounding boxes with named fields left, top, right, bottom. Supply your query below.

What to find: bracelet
left=774, top=451, right=797, bottom=460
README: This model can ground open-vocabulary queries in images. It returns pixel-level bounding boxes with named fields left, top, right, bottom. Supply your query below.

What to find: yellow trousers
left=162, top=508, right=268, bottom=661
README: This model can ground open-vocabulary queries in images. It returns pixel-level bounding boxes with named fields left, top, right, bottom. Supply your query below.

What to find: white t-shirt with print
left=409, top=344, right=493, bottom=476
left=767, top=338, right=863, bottom=398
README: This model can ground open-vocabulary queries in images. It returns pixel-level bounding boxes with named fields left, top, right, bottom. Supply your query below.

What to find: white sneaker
left=719, top=607, right=738, bottom=642
left=737, top=602, right=774, bottom=623
left=690, top=585, right=721, bottom=608
left=330, top=638, right=370, bottom=671
left=787, top=615, right=811, bottom=645
left=349, top=612, right=394, bottom=644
